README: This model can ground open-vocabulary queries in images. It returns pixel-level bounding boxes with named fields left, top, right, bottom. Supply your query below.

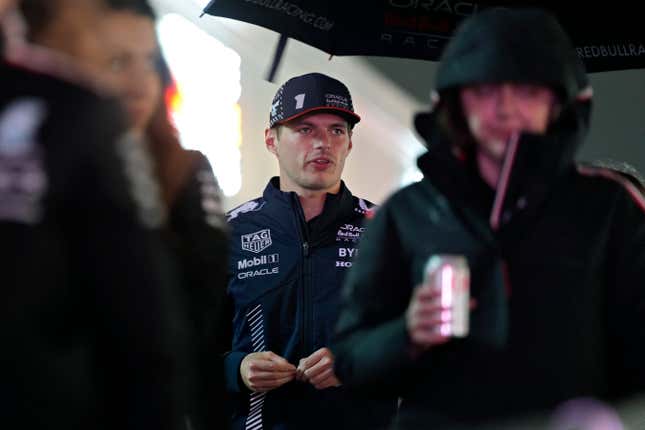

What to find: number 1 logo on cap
left=294, top=94, right=306, bottom=110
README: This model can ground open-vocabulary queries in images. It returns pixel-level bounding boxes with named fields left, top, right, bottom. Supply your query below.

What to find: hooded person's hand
left=406, top=282, right=477, bottom=358
left=406, top=283, right=451, bottom=356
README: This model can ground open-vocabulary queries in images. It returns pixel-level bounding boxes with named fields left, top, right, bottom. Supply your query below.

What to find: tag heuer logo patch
left=241, top=229, right=272, bottom=253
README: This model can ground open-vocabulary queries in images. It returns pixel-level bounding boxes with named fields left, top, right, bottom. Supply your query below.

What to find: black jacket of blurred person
left=1, top=5, right=188, bottom=430
left=585, top=159, right=645, bottom=195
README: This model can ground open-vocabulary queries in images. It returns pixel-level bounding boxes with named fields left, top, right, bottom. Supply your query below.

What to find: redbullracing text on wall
left=576, top=43, right=645, bottom=59
left=244, top=0, right=334, bottom=31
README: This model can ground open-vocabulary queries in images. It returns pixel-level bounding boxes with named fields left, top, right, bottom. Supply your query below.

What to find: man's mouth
left=309, top=158, right=332, bottom=166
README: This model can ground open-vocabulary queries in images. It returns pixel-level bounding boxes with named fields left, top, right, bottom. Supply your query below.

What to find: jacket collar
left=262, top=177, right=356, bottom=237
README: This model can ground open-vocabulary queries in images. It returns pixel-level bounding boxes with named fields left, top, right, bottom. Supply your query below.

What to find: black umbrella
left=201, top=1, right=644, bottom=80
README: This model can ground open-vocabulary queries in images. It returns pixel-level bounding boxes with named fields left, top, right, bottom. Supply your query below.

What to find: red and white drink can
left=423, top=255, right=470, bottom=337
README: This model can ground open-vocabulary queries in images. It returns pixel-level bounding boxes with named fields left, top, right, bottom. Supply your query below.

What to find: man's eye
left=515, top=85, right=542, bottom=98
left=298, top=127, right=311, bottom=134
left=109, top=56, right=127, bottom=72
left=472, top=85, right=497, bottom=97
left=332, top=128, right=346, bottom=135
left=145, top=57, right=158, bottom=72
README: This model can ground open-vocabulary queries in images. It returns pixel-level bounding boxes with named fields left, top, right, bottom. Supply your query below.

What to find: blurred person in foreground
left=333, top=7, right=645, bottom=430
left=19, top=0, right=230, bottom=427
left=223, top=72, right=396, bottom=429
left=1, top=0, right=187, bottom=428
left=99, top=1, right=230, bottom=428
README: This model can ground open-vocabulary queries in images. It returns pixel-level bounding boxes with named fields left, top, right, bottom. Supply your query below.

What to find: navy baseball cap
left=269, top=73, right=361, bottom=128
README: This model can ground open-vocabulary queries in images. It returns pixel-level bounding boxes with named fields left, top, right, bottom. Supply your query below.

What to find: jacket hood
left=415, top=8, right=592, bottom=149
left=412, top=8, right=594, bottom=232
left=435, top=7, right=588, bottom=102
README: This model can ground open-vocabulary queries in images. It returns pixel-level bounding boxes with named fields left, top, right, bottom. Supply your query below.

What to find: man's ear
left=265, top=127, right=278, bottom=156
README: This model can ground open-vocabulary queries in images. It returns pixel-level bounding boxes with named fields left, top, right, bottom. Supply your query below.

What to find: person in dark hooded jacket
left=333, top=7, right=645, bottom=430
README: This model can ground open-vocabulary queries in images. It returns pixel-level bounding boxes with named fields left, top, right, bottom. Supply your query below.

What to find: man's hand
left=406, top=283, right=451, bottom=355
left=240, top=351, right=296, bottom=392
left=296, top=347, right=341, bottom=390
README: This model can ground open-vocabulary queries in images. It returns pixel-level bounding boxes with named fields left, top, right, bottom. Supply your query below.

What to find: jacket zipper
left=293, top=195, right=312, bottom=355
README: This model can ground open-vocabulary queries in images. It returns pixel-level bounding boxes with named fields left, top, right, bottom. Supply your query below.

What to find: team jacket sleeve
left=332, top=199, right=417, bottom=395
left=224, top=349, right=248, bottom=393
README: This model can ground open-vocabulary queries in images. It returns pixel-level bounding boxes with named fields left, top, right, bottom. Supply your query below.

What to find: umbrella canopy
left=202, top=1, right=644, bottom=78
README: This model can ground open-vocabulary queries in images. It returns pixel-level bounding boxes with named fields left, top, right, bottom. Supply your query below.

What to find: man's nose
left=496, top=85, right=517, bottom=117
left=312, top=130, right=331, bottom=149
